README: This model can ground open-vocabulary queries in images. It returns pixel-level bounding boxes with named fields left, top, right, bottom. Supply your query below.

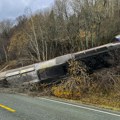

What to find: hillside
left=0, top=0, right=120, bottom=111
left=0, top=0, right=120, bottom=66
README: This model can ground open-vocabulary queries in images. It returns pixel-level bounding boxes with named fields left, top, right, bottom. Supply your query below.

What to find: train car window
left=97, top=47, right=108, bottom=52
left=75, top=53, right=85, bottom=60
left=37, top=63, right=67, bottom=81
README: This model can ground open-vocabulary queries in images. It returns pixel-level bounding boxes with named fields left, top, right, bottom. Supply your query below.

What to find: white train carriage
left=0, top=42, right=120, bottom=83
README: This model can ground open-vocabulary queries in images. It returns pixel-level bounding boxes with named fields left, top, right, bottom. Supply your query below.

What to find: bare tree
left=24, top=8, right=41, bottom=62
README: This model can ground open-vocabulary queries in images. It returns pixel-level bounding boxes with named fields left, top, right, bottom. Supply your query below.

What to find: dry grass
left=80, top=93, right=120, bottom=111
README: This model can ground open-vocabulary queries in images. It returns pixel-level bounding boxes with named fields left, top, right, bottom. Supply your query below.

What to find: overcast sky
left=0, top=0, right=54, bottom=20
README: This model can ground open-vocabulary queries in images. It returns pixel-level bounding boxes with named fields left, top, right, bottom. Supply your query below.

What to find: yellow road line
left=0, top=104, right=16, bottom=112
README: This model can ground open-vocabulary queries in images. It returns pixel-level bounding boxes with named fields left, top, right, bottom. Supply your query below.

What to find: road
left=0, top=93, right=120, bottom=120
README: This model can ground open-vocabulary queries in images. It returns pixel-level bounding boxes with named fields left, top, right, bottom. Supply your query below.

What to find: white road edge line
left=41, top=98, right=120, bottom=117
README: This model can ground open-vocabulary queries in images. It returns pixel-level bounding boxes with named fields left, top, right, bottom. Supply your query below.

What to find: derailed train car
left=36, top=42, right=120, bottom=82
left=0, top=42, right=120, bottom=84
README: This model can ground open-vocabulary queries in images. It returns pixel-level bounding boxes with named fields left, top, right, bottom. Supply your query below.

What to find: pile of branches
left=91, top=66, right=120, bottom=94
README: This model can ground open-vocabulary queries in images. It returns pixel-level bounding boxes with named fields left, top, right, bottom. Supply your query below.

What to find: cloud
left=0, top=0, right=54, bottom=20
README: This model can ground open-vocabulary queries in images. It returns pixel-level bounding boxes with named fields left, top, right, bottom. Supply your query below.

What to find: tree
left=0, top=19, right=13, bottom=62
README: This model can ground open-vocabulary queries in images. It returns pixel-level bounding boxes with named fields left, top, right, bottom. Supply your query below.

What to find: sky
left=0, top=0, right=54, bottom=20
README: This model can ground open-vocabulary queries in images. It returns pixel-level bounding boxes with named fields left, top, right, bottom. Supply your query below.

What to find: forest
left=0, top=0, right=120, bottom=67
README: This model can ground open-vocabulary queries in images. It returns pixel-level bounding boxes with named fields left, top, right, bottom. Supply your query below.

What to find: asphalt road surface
left=0, top=93, right=120, bottom=120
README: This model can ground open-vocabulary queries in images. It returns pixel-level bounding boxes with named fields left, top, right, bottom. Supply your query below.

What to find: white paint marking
left=41, top=98, right=120, bottom=117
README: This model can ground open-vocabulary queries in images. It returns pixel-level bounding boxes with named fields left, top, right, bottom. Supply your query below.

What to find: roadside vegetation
left=51, top=57, right=120, bottom=110
left=0, top=0, right=120, bottom=110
